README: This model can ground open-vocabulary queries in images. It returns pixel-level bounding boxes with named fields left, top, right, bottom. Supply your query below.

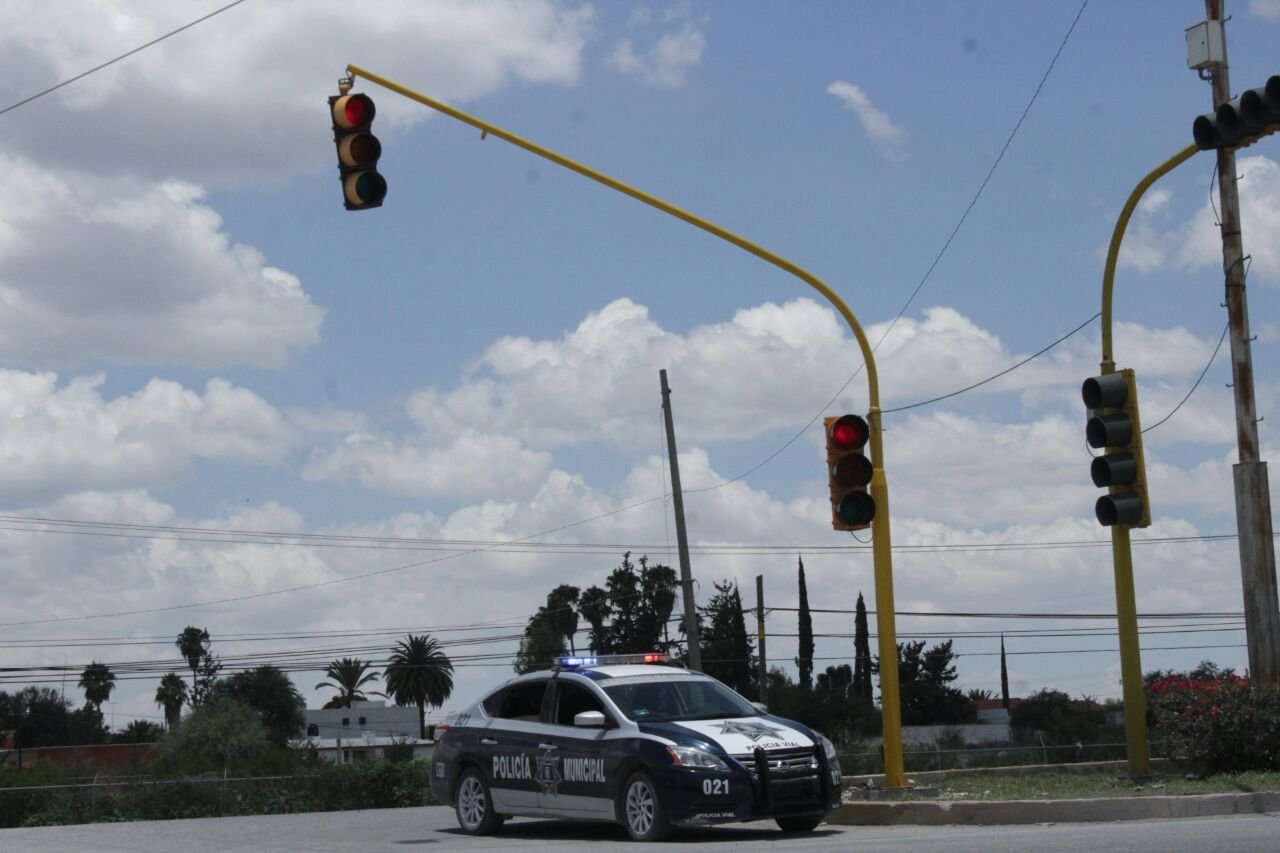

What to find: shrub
left=1148, top=675, right=1280, bottom=772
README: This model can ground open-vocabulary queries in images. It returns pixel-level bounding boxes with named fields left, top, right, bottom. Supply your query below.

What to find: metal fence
left=838, top=740, right=1164, bottom=774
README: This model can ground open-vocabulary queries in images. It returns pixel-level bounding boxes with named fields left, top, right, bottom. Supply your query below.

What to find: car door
left=481, top=677, right=551, bottom=815
left=536, top=678, right=616, bottom=818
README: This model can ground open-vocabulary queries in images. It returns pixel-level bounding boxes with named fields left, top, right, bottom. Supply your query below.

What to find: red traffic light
left=333, top=93, right=376, bottom=129
left=828, top=414, right=869, bottom=450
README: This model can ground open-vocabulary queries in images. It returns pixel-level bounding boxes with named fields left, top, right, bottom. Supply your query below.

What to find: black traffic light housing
left=1083, top=369, right=1150, bottom=528
left=825, top=414, right=875, bottom=531
left=1193, top=75, right=1280, bottom=151
left=329, top=92, right=387, bottom=210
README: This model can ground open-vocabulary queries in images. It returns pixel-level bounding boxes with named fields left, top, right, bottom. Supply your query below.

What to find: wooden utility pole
left=756, top=574, right=768, bottom=705
left=1204, top=0, right=1280, bottom=682
left=660, top=370, right=702, bottom=671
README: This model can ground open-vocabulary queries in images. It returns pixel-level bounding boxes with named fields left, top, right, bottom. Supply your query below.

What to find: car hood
left=639, top=715, right=815, bottom=754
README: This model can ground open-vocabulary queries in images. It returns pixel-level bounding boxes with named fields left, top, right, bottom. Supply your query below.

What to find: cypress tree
left=796, top=556, right=814, bottom=690
left=853, top=592, right=872, bottom=699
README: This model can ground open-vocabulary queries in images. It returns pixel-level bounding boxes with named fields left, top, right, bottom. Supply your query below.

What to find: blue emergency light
left=556, top=652, right=671, bottom=668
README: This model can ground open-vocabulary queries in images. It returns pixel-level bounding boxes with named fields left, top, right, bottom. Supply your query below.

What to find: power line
left=0, top=0, right=251, bottom=119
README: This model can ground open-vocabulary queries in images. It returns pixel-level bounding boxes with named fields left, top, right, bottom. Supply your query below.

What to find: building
left=303, top=700, right=419, bottom=741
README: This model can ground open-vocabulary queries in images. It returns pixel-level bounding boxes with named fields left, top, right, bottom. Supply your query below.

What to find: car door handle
left=538, top=743, right=558, bottom=750
left=480, top=737, right=498, bottom=746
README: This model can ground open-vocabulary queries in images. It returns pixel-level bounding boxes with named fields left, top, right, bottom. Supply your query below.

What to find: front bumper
left=665, top=746, right=842, bottom=826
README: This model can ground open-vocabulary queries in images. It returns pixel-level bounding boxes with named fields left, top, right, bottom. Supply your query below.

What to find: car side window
left=553, top=682, right=606, bottom=726
left=491, top=680, right=547, bottom=721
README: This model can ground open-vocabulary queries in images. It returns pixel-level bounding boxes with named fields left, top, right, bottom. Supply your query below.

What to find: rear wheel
left=620, top=770, right=671, bottom=841
left=776, top=815, right=823, bottom=833
left=455, top=768, right=504, bottom=835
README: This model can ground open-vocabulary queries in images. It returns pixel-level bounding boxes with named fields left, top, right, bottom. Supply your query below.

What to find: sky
left=2, top=0, right=1280, bottom=734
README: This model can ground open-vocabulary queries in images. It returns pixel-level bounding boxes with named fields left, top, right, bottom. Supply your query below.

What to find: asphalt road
left=2, top=806, right=1278, bottom=852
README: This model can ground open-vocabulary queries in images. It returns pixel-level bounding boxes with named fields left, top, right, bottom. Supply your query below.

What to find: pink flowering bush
left=1147, top=674, right=1280, bottom=772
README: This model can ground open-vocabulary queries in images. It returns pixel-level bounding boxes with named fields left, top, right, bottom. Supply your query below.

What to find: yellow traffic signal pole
left=344, top=64, right=909, bottom=789
left=1099, top=142, right=1197, bottom=777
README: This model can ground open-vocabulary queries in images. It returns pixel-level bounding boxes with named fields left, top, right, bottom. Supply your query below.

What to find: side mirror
left=750, top=702, right=769, bottom=715
left=574, top=710, right=607, bottom=728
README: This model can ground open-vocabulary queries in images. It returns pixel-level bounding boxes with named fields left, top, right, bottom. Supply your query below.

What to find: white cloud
left=606, top=13, right=706, bottom=88
left=1118, top=156, right=1280, bottom=284
left=1250, top=0, right=1280, bottom=20
left=0, top=0, right=596, bottom=185
left=0, top=371, right=297, bottom=504
left=0, top=158, right=322, bottom=369
left=827, top=80, right=906, bottom=160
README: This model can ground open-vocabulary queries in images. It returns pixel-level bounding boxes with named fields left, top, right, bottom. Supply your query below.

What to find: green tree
left=578, top=586, right=610, bottom=653
left=514, top=605, right=568, bottom=674
left=113, top=719, right=165, bottom=744
left=385, top=634, right=455, bottom=737
left=546, top=584, right=581, bottom=654
left=175, top=626, right=210, bottom=689
left=645, top=563, right=678, bottom=648
left=796, top=557, right=814, bottom=690
left=154, top=672, right=189, bottom=730
left=154, top=698, right=278, bottom=775
left=175, top=626, right=220, bottom=705
left=853, top=592, right=872, bottom=700
left=214, top=665, right=305, bottom=745
left=0, top=687, right=107, bottom=747
left=875, top=639, right=975, bottom=725
left=78, top=661, right=116, bottom=715
left=316, top=657, right=384, bottom=709
left=699, top=580, right=756, bottom=699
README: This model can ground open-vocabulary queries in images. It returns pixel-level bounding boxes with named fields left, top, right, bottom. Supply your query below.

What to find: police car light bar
left=556, top=652, right=671, bottom=668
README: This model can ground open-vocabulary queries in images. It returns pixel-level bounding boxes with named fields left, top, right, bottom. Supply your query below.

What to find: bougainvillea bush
left=1147, top=674, right=1280, bottom=772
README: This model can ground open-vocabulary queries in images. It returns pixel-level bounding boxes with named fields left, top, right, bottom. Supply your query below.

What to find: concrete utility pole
left=660, top=370, right=702, bottom=671
left=756, top=574, right=768, bottom=705
left=1204, top=0, right=1280, bottom=683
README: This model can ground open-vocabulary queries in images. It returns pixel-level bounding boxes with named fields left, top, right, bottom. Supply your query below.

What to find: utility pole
left=756, top=574, right=768, bottom=705
left=660, top=370, right=702, bottom=671
left=1203, top=0, right=1280, bottom=682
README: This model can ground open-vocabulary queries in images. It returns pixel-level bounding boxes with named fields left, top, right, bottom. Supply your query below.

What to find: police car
left=429, top=653, right=842, bottom=841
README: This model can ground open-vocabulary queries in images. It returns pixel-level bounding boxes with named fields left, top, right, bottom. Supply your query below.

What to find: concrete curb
left=828, top=790, right=1280, bottom=826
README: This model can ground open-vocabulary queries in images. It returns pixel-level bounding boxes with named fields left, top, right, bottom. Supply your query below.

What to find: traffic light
left=1193, top=74, right=1280, bottom=151
left=825, top=414, right=875, bottom=531
left=1082, top=369, right=1150, bottom=528
left=329, top=92, right=387, bottom=210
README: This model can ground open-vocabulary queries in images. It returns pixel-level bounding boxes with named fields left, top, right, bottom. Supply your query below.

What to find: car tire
left=455, top=768, right=504, bottom=835
left=776, top=815, right=823, bottom=833
left=620, top=769, right=671, bottom=842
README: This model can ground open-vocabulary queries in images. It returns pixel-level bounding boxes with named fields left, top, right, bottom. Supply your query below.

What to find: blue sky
left=2, top=0, right=1280, bottom=728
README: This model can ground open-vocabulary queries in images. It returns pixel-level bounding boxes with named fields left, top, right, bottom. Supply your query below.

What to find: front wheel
left=620, top=770, right=671, bottom=841
left=455, top=768, right=504, bottom=835
left=776, top=815, right=823, bottom=833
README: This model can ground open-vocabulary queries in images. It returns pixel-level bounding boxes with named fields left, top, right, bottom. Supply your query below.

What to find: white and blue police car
left=429, top=653, right=842, bottom=841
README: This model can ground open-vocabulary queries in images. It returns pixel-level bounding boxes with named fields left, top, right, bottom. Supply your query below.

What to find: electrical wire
left=0, top=0, right=251, bottom=119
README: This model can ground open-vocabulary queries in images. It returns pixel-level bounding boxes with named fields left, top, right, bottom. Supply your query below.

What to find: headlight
left=817, top=733, right=838, bottom=762
left=666, top=745, right=729, bottom=771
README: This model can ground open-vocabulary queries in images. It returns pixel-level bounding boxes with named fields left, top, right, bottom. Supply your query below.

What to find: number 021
left=701, top=778, right=729, bottom=795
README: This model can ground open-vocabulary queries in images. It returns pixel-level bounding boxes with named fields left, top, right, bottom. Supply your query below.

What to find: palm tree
left=155, top=672, right=189, bottom=730
left=315, top=657, right=384, bottom=709
left=175, top=626, right=210, bottom=689
left=78, top=662, right=116, bottom=714
left=385, top=634, right=454, bottom=738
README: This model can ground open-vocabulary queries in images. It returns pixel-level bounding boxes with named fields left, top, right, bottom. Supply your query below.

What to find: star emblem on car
left=536, top=747, right=563, bottom=796
left=718, top=720, right=785, bottom=742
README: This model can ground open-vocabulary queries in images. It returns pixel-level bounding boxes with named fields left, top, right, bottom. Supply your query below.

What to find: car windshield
left=602, top=677, right=757, bottom=723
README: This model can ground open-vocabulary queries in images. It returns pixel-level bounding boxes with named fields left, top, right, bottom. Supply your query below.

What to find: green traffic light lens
left=836, top=492, right=875, bottom=526
left=353, top=172, right=387, bottom=204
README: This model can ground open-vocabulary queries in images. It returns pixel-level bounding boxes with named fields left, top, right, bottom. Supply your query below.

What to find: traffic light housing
left=329, top=92, right=387, bottom=210
left=1082, top=369, right=1150, bottom=528
left=1193, top=75, right=1280, bottom=151
left=825, top=414, right=875, bottom=531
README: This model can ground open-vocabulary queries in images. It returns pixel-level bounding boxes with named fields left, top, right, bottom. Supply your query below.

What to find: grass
left=899, top=769, right=1280, bottom=801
